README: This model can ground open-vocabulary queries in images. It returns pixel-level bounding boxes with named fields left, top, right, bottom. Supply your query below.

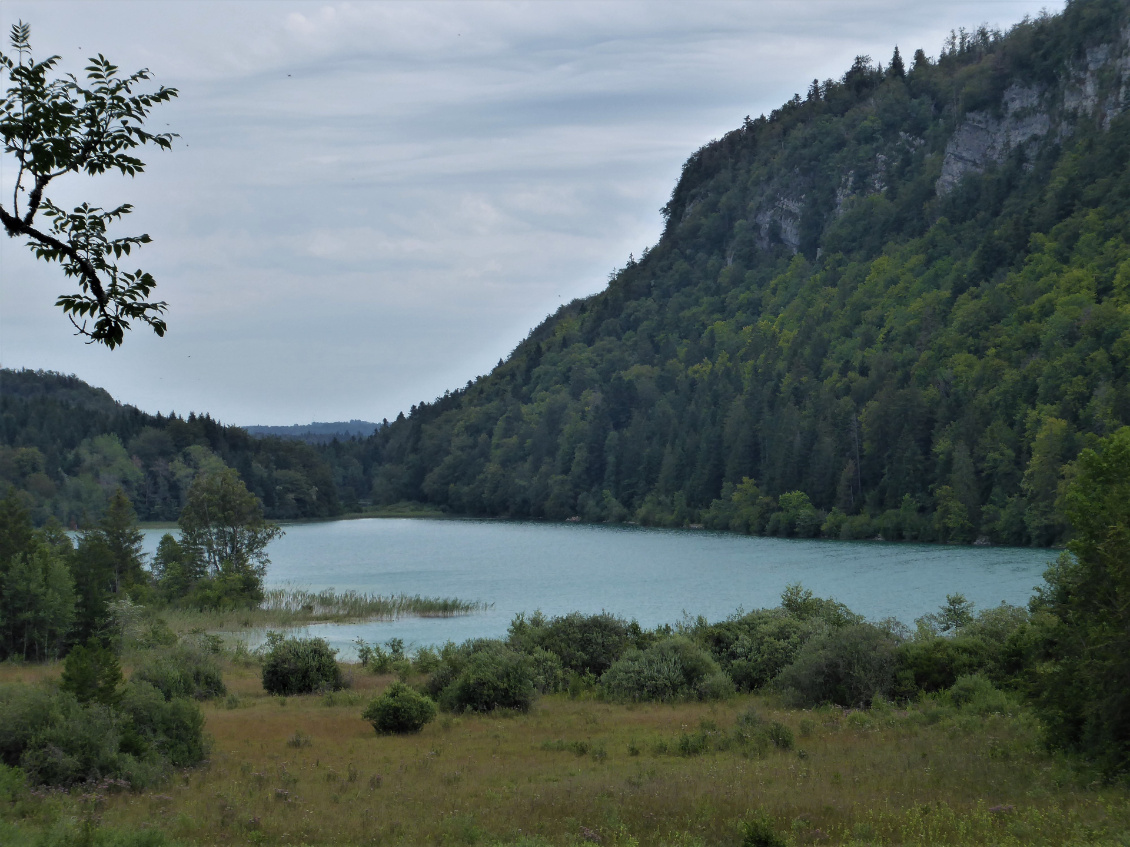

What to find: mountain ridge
left=343, top=0, right=1130, bottom=546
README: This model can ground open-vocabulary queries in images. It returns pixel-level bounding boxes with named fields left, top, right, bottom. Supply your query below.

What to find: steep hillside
left=355, top=0, right=1130, bottom=545
left=0, top=369, right=341, bottom=525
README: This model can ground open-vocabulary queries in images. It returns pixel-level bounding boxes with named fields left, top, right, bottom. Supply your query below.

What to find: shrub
left=132, top=645, right=226, bottom=701
left=59, top=639, right=123, bottom=705
left=509, top=611, right=637, bottom=675
left=777, top=622, right=899, bottom=708
left=438, top=642, right=537, bottom=713
left=0, top=762, right=25, bottom=802
left=693, top=609, right=816, bottom=692
left=741, top=812, right=786, bottom=847
left=363, top=682, right=437, bottom=734
left=529, top=647, right=566, bottom=693
left=118, top=681, right=207, bottom=768
left=261, top=634, right=343, bottom=696
left=18, top=696, right=125, bottom=787
left=947, top=674, right=1015, bottom=715
left=0, top=685, right=55, bottom=767
left=600, top=636, right=733, bottom=703
left=412, top=646, right=441, bottom=674
left=0, top=681, right=205, bottom=789
left=766, top=721, right=794, bottom=750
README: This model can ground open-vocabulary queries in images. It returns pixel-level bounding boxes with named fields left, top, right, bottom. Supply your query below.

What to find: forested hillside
left=0, top=369, right=341, bottom=525
left=349, top=0, right=1130, bottom=545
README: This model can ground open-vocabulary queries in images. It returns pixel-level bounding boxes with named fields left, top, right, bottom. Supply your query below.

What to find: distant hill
left=244, top=420, right=381, bottom=444
left=345, top=0, right=1130, bottom=546
left=0, top=369, right=342, bottom=525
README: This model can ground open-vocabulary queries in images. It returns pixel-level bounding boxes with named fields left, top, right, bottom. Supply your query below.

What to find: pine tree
left=100, top=488, right=146, bottom=593
left=889, top=45, right=906, bottom=78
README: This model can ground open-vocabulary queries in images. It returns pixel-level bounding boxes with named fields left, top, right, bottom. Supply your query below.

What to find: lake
left=142, top=518, right=1055, bottom=658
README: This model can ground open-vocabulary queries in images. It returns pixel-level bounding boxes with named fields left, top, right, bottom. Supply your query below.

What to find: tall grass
left=159, top=586, right=487, bottom=635
left=261, top=586, right=485, bottom=619
left=67, top=668, right=1130, bottom=845
left=2, top=661, right=1128, bottom=845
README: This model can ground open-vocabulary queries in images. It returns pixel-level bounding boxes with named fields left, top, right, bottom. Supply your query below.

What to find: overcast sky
left=0, top=0, right=1062, bottom=426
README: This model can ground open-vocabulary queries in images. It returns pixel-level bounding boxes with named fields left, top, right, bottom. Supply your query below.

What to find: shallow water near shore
left=142, top=518, right=1053, bottom=658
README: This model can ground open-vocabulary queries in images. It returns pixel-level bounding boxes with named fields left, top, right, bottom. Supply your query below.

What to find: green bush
left=776, top=622, right=899, bottom=708
left=437, top=642, right=537, bottom=713
left=59, top=639, right=123, bottom=705
left=895, top=636, right=987, bottom=694
left=693, top=609, right=814, bottom=692
left=0, top=685, right=55, bottom=767
left=741, top=812, right=786, bottom=847
left=0, top=762, right=26, bottom=802
left=132, top=645, right=226, bottom=701
left=509, top=611, right=638, bottom=675
left=261, top=634, right=343, bottom=696
left=118, top=681, right=208, bottom=767
left=412, top=646, right=441, bottom=674
left=17, top=696, right=126, bottom=787
left=766, top=721, right=794, bottom=750
left=947, top=674, right=1015, bottom=716
left=0, top=680, right=207, bottom=789
left=600, top=636, right=734, bottom=702
left=363, top=682, right=437, bottom=734
left=529, top=647, right=566, bottom=693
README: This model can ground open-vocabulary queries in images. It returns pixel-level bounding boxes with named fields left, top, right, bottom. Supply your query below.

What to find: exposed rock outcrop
left=936, top=84, right=1050, bottom=195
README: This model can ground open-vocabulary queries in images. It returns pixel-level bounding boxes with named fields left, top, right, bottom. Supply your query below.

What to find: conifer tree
left=889, top=45, right=906, bottom=78
left=100, top=488, right=145, bottom=593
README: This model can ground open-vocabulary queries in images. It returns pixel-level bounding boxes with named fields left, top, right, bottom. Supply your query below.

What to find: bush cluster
left=363, top=682, right=436, bottom=734
left=600, top=637, right=732, bottom=702
left=411, top=584, right=1048, bottom=719
left=433, top=642, right=538, bottom=713
left=0, top=681, right=207, bottom=789
left=133, top=645, right=227, bottom=701
left=261, top=634, right=343, bottom=696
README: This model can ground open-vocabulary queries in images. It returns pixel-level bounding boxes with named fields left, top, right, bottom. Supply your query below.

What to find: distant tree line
left=0, top=369, right=341, bottom=526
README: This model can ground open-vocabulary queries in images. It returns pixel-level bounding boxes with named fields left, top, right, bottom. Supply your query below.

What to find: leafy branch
left=0, top=20, right=177, bottom=348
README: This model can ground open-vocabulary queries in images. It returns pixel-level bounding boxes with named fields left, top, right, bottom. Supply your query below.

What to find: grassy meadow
left=2, top=659, right=1128, bottom=847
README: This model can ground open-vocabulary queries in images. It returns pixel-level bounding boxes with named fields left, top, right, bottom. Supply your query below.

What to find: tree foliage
left=1030, top=426, right=1130, bottom=774
left=0, top=369, right=342, bottom=526
left=178, top=468, right=282, bottom=607
left=0, top=22, right=177, bottom=347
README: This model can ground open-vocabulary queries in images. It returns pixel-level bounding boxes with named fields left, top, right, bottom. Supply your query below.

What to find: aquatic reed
left=158, top=586, right=488, bottom=635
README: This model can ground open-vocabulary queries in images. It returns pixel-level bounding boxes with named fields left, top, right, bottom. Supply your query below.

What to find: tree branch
left=0, top=203, right=107, bottom=307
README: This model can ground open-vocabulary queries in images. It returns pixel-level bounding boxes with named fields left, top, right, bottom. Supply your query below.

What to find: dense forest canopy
left=0, top=369, right=341, bottom=525
left=4, top=0, right=1130, bottom=549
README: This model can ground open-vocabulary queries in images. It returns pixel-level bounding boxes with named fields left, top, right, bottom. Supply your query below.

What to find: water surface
left=143, top=518, right=1054, bottom=657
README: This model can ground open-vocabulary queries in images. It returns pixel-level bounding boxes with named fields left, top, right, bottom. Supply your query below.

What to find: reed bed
left=261, top=586, right=487, bottom=619
left=158, top=586, right=487, bottom=635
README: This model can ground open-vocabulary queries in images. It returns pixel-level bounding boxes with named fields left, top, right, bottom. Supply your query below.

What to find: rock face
left=1062, top=24, right=1130, bottom=126
left=936, top=84, right=1051, bottom=195
left=755, top=195, right=803, bottom=252
left=938, top=23, right=1130, bottom=195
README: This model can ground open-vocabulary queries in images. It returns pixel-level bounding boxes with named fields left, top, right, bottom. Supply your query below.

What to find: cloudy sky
left=0, top=0, right=1062, bottom=425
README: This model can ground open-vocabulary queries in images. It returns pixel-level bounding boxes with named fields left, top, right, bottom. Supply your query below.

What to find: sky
left=0, top=0, right=1064, bottom=426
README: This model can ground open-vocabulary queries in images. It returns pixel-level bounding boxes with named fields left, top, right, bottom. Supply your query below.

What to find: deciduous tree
left=0, top=22, right=177, bottom=347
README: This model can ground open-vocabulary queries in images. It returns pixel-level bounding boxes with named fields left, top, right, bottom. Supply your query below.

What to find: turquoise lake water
left=142, top=518, right=1054, bottom=658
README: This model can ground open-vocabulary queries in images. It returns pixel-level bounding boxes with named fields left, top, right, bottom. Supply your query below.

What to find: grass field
left=3, top=661, right=1128, bottom=846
